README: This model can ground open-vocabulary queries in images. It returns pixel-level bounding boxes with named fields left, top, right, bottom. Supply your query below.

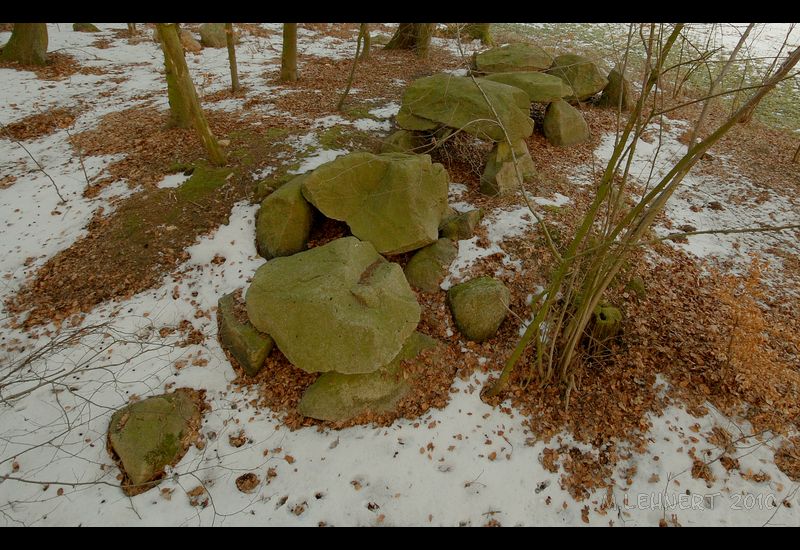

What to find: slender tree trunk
left=159, top=25, right=191, bottom=129
left=157, top=24, right=226, bottom=166
left=359, top=23, right=370, bottom=59
left=281, top=23, right=298, bottom=82
left=225, top=23, right=240, bottom=92
left=793, top=143, right=800, bottom=164
left=0, top=23, right=48, bottom=66
left=127, top=23, right=137, bottom=36
left=337, top=25, right=365, bottom=111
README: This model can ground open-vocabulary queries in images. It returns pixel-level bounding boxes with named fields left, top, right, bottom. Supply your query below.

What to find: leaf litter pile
left=4, top=23, right=800, bottom=512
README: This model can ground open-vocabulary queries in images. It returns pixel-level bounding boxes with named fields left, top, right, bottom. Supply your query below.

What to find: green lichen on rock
left=107, top=389, right=203, bottom=495
left=218, top=292, right=273, bottom=376
left=473, top=43, right=553, bottom=73
left=447, top=277, right=511, bottom=342
left=625, top=276, right=646, bottom=299
left=175, top=163, right=233, bottom=203
left=599, top=67, right=634, bottom=111
left=404, top=238, right=458, bottom=293
left=397, top=74, right=534, bottom=143
left=481, top=72, right=573, bottom=104
left=480, top=139, right=536, bottom=196
left=547, top=54, right=609, bottom=102
left=255, top=173, right=314, bottom=259
left=380, top=129, right=427, bottom=154
left=439, top=209, right=483, bottom=241
left=297, top=332, right=440, bottom=422
left=73, top=23, right=100, bottom=33
left=199, top=23, right=233, bottom=48
left=246, top=237, right=421, bottom=374
left=300, top=152, right=449, bottom=255
left=543, top=99, right=590, bottom=146
left=591, top=303, right=622, bottom=343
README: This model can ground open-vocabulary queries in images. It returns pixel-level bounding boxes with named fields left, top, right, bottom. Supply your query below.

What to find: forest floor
left=0, top=23, right=799, bottom=526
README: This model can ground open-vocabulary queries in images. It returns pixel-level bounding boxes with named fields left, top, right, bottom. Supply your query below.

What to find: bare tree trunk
left=385, top=23, right=417, bottom=50
left=793, top=143, right=800, bottom=164
left=415, top=23, right=432, bottom=59
left=359, top=23, right=370, bottom=59
left=281, top=23, right=298, bottom=82
left=127, top=23, right=137, bottom=36
left=225, top=23, right=240, bottom=92
left=0, top=23, right=48, bottom=66
left=157, top=24, right=226, bottom=166
left=337, top=25, right=366, bottom=111
left=159, top=24, right=191, bottom=129
left=385, top=23, right=433, bottom=58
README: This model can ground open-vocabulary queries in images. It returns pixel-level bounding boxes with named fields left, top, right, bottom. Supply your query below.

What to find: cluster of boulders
left=386, top=42, right=632, bottom=197
left=152, top=23, right=239, bottom=54
left=217, top=151, right=511, bottom=422
left=107, top=38, right=634, bottom=492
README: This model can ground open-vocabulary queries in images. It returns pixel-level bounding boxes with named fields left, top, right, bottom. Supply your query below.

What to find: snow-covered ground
left=1, top=24, right=798, bottom=526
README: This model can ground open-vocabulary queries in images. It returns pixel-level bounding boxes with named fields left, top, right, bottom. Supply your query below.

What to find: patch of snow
left=368, top=102, right=400, bottom=119
left=156, top=173, right=191, bottom=189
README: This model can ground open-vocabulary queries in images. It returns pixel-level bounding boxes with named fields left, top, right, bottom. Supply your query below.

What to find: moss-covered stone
left=246, top=237, right=420, bottom=374
left=397, top=74, right=534, bottom=143
left=199, top=23, right=238, bottom=48
left=300, top=152, right=449, bottom=255
left=180, top=29, right=202, bottom=54
left=481, top=72, right=573, bottom=104
left=175, top=164, right=233, bottom=202
left=380, top=129, right=427, bottom=154
left=543, top=99, right=590, bottom=146
left=480, top=139, right=536, bottom=196
left=297, top=332, right=440, bottom=422
left=107, top=389, right=203, bottom=495
left=447, top=277, right=511, bottom=342
left=404, top=238, right=458, bottom=293
left=625, top=276, right=646, bottom=299
left=255, top=174, right=314, bottom=259
left=473, top=43, right=553, bottom=73
left=73, top=23, right=100, bottom=33
left=439, top=209, right=483, bottom=240
left=591, top=303, right=622, bottom=343
left=218, top=292, right=273, bottom=376
left=599, top=67, right=634, bottom=111
left=547, top=54, right=608, bottom=102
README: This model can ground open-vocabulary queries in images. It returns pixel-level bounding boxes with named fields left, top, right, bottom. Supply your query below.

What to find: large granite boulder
left=480, top=139, right=536, bottom=196
left=472, top=43, right=553, bottom=73
left=301, top=152, right=449, bottom=255
left=447, top=277, right=511, bottom=342
left=404, top=238, right=458, bottom=293
left=543, top=99, right=590, bottom=146
left=397, top=74, right=534, bottom=143
left=297, top=332, right=440, bottom=422
left=73, top=23, right=100, bottom=33
left=107, top=389, right=203, bottom=495
left=199, top=23, right=229, bottom=48
left=380, top=129, right=427, bottom=154
left=218, top=292, right=274, bottom=377
left=482, top=72, right=573, bottom=104
left=246, top=237, right=420, bottom=374
left=180, top=29, right=202, bottom=54
left=547, top=54, right=609, bottom=102
left=599, top=67, right=634, bottom=111
left=255, top=173, right=314, bottom=259
left=439, top=209, right=483, bottom=241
